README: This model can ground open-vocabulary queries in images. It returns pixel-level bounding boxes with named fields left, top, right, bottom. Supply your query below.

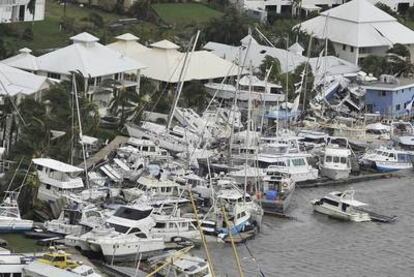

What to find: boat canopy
left=33, top=158, right=83, bottom=173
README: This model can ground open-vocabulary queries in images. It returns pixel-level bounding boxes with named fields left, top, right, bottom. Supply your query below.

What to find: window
left=113, top=207, right=152, bottom=220
left=321, top=198, right=339, bottom=207
left=404, top=102, right=408, bottom=109
left=333, top=156, right=340, bottom=163
left=342, top=44, right=346, bottom=51
left=381, top=91, right=386, bottom=96
left=350, top=46, right=354, bottom=52
left=396, top=104, right=401, bottom=111
left=340, top=157, right=347, bottom=164
left=155, top=222, right=166, bottom=228
left=129, top=227, right=141, bottom=233
left=47, top=72, right=61, bottom=79
left=326, top=156, right=332, bottom=163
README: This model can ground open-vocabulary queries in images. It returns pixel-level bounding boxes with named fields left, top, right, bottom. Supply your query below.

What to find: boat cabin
left=322, top=148, right=351, bottom=168
left=122, top=137, right=169, bottom=158
left=33, top=158, right=84, bottom=202
left=136, top=176, right=183, bottom=197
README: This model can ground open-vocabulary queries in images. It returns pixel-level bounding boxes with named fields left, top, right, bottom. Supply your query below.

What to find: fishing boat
left=319, top=146, right=352, bottom=180
left=255, top=171, right=295, bottom=214
left=0, top=191, right=33, bottom=233
left=361, top=147, right=413, bottom=172
left=311, top=190, right=371, bottom=222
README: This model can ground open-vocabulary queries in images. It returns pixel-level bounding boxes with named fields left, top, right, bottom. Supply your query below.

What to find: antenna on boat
left=228, top=37, right=253, bottom=167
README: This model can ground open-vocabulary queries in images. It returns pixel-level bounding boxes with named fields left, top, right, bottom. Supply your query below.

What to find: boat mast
left=228, top=38, right=252, bottom=166
left=167, top=31, right=200, bottom=130
left=243, top=62, right=253, bottom=204
left=72, top=74, right=90, bottom=192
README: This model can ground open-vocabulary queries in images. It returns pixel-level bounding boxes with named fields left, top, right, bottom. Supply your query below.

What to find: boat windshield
left=114, top=207, right=152, bottom=220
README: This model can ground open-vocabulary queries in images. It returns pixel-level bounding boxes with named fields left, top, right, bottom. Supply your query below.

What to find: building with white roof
left=0, top=0, right=45, bottom=23
left=107, top=34, right=239, bottom=83
left=204, top=34, right=359, bottom=84
left=298, top=0, right=414, bottom=65
left=0, top=62, right=50, bottom=102
left=2, top=48, right=39, bottom=73
left=25, top=32, right=147, bottom=115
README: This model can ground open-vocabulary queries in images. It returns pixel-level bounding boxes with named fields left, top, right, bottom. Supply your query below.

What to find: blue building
left=363, top=76, right=414, bottom=118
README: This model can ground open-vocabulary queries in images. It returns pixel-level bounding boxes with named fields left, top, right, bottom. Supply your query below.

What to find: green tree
left=375, top=3, right=399, bottom=18
left=259, top=55, right=282, bottom=83
left=27, top=0, right=36, bottom=24
left=22, top=27, right=34, bottom=41
left=129, top=0, right=152, bottom=20
left=202, top=7, right=252, bottom=45
left=180, top=81, right=208, bottom=113
left=360, top=55, right=388, bottom=77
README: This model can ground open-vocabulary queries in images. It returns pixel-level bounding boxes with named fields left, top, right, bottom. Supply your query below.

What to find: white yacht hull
left=0, top=219, right=33, bottom=232
left=320, top=166, right=351, bottom=180
left=96, top=238, right=165, bottom=262
left=125, top=123, right=188, bottom=153
left=311, top=201, right=370, bottom=222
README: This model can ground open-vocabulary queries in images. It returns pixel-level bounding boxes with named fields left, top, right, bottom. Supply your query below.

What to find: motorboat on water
left=0, top=191, right=33, bottom=233
left=360, top=147, right=413, bottom=172
left=311, top=190, right=371, bottom=222
left=319, top=145, right=352, bottom=180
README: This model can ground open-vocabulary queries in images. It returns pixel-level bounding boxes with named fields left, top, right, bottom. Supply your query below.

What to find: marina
left=1, top=0, right=414, bottom=275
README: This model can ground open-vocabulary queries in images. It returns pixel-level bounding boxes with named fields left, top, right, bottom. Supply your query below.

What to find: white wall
left=0, top=0, right=45, bottom=23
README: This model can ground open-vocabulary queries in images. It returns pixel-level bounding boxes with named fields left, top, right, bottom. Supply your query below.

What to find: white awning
left=33, top=158, right=83, bottom=173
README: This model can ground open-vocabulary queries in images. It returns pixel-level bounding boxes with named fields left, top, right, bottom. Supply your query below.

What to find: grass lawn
left=152, top=3, right=223, bottom=26
left=4, top=1, right=126, bottom=51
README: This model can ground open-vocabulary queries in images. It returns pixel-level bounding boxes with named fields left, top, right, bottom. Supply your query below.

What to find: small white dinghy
left=311, top=190, right=371, bottom=222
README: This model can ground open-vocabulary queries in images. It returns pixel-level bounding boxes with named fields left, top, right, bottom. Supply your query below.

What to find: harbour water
left=195, top=172, right=414, bottom=277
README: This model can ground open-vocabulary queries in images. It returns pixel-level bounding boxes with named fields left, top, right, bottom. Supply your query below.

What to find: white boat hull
left=0, top=219, right=33, bottom=232
left=320, top=166, right=351, bottom=180
left=312, top=201, right=370, bottom=222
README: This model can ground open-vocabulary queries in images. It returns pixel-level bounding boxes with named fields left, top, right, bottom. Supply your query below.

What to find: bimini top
left=32, top=158, right=83, bottom=173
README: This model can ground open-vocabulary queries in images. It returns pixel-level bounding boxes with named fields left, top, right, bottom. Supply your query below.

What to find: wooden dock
left=297, top=172, right=394, bottom=188
left=79, top=135, right=129, bottom=169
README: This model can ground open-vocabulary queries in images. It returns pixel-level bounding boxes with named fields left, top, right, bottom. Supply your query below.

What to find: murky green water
left=0, top=234, right=46, bottom=253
